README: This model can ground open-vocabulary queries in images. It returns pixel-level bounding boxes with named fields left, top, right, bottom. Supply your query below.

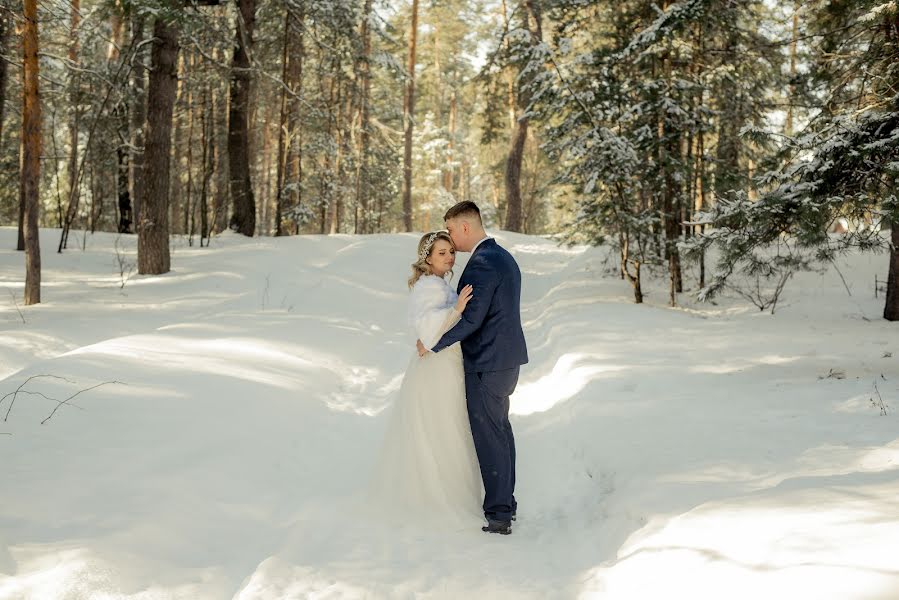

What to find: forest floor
left=0, top=227, right=897, bottom=599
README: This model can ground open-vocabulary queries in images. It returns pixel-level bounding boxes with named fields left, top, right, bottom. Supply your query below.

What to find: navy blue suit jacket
left=431, top=238, right=528, bottom=373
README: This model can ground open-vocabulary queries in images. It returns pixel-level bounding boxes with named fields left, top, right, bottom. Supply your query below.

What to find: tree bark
left=0, top=13, right=12, bottom=248
left=59, top=0, right=81, bottom=249
left=261, top=101, right=273, bottom=235
left=444, top=88, right=456, bottom=192
left=0, top=13, right=10, bottom=154
left=274, top=9, right=291, bottom=236
left=274, top=6, right=303, bottom=236
left=505, top=0, right=542, bottom=233
left=785, top=1, right=800, bottom=136
left=228, top=0, right=257, bottom=236
left=212, top=49, right=229, bottom=234
left=401, top=0, right=419, bottom=232
left=658, top=25, right=683, bottom=305
left=355, top=0, right=373, bottom=233
left=714, top=32, right=742, bottom=197
left=885, top=221, right=899, bottom=320
left=697, top=117, right=707, bottom=289
left=200, top=81, right=213, bottom=245
left=185, top=52, right=196, bottom=239
left=129, top=15, right=147, bottom=229
left=501, top=0, right=515, bottom=131
left=693, top=22, right=707, bottom=289
left=108, top=6, right=130, bottom=233
left=137, top=17, right=178, bottom=275
left=17, top=133, right=25, bottom=251
left=328, top=78, right=344, bottom=234
left=171, top=52, right=186, bottom=234
left=504, top=117, right=527, bottom=231
left=287, top=5, right=304, bottom=234
left=622, top=234, right=643, bottom=304
left=22, top=0, right=42, bottom=304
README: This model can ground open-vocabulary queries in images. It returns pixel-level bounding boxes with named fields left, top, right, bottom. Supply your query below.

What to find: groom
left=417, top=201, right=528, bottom=535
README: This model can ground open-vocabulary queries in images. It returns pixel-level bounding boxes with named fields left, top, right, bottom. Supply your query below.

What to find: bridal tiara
left=419, top=232, right=439, bottom=262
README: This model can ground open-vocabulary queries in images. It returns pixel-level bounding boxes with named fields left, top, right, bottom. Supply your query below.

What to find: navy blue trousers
left=465, top=367, right=519, bottom=522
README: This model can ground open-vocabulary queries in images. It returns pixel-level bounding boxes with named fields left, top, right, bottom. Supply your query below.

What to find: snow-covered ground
left=0, top=227, right=897, bottom=600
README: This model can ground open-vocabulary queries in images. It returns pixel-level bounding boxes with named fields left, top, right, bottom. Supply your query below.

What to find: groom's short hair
left=444, top=201, right=482, bottom=223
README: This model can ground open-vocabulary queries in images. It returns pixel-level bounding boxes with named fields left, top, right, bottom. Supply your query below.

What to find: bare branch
left=41, top=381, right=125, bottom=425
left=2, top=375, right=77, bottom=422
left=7, top=290, right=25, bottom=324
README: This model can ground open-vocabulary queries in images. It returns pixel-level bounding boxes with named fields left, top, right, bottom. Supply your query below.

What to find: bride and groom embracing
left=374, top=200, right=528, bottom=535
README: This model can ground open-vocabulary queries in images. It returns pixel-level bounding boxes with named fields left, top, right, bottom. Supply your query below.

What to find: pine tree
left=691, top=1, right=899, bottom=319
left=536, top=0, right=780, bottom=305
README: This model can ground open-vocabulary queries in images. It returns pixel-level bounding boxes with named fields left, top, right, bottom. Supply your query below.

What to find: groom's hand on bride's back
left=455, top=284, right=474, bottom=313
left=416, top=339, right=428, bottom=357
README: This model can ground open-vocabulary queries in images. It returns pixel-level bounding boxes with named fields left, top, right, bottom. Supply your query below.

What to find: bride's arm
left=409, top=278, right=457, bottom=349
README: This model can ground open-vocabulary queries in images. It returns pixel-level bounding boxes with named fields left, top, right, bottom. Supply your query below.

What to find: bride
left=371, top=231, right=483, bottom=523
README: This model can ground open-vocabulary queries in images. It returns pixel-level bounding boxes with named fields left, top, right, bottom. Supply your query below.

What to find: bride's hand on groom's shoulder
left=416, top=339, right=428, bottom=357
left=455, top=285, right=474, bottom=313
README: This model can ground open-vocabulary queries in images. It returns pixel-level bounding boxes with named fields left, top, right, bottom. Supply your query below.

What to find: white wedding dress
left=371, top=274, right=483, bottom=524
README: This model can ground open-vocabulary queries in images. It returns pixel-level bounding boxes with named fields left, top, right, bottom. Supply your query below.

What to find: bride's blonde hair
left=408, top=231, right=455, bottom=289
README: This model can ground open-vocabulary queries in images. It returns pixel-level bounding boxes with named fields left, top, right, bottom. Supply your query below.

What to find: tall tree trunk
left=505, top=118, right=528, bottom=231
left=329, top=78, right=344, bottom=235
left=786, top=1, right=800, bottom=136
left=200, top=80, right=214, bottom=246
left=248, top=78, right=260, bottom=234
left=287, top=5, right=304, bottom=234
left=714, top=28, right=742, bottom=198
left=693, top=24, right=707, bottom=289
left=885, top=220, right=899, bottom=320
left=116, top=146, right=132, bottom=233
left=22, top=0, right=42, bottom=304
left=115, top=135, right=134, bottom=233
left=660, top=60, right=682, bottom=305
left=107, top=4, right=124, bottom=63
left=228, top=0, right=257, bottom=236
left=17, top=137, right=25, bottom=251
left=501, top=0, right=515, bottom=131
left=882, top=15, right=899, bottom=319
left=274, top=9, right=291, bottom=236
left=317, top=64, right=334, bottom=235
left=212, top=49, right=229, bottom=234
left=401, top=0, right=419, bottom=232
left=185, top=53, right=196, bottom=240
left=1, top=14, right=12, bottom=248
left=355, top=0, right=372, bottom=234
left=434, top=23, right=442, bottom=121
left=622, top=234, right=643, bottom=304
left=171, top=52, right=186, bottom=234
left=443, top=87, right=456, bottom=191
left=696, top=119, right=706, bottom=289
left=505, top=0, right=542, bottom=232
left=0, top=13, right=10, bottom=153
left=129, top=15, right=147, bottom=229
left=107, top=6, right=130, bottom=233
left=137, top=17, right=179, bottom=275
left=60, top=0, right=81, bottom=249
left=261, top=103, right=273, bottom=235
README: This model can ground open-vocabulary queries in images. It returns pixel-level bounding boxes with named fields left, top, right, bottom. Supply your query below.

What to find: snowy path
left=1, top=228, right=897, bottom=599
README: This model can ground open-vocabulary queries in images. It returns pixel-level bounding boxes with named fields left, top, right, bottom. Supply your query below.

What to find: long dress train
left=370, top=275, right=482, bottom=524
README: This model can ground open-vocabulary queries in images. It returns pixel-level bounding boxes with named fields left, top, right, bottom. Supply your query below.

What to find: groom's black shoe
left=512, top=511, right=517, bottom=521
left=482, top=519, right=512, bottom=535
